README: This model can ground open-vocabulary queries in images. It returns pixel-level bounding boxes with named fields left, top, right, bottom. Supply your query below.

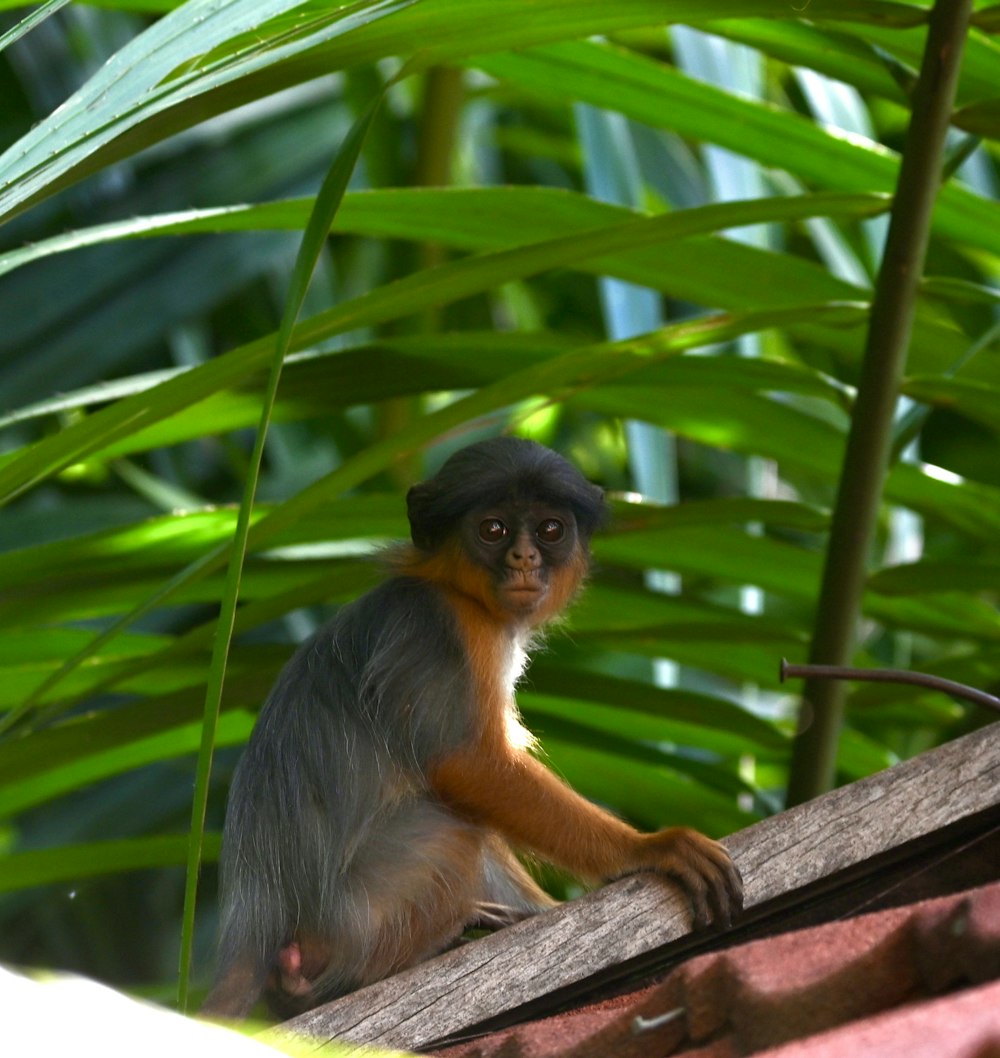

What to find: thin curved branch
left=781, top=659, right=1000, bottom=715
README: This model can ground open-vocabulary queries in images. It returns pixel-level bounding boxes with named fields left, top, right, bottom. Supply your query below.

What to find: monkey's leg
left=202, top=955, right=271, bottom=1019
left=269, top=802, right=492, bottom=1014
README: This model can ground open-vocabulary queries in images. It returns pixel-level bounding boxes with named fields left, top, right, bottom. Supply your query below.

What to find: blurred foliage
left=0, top=0, right=998, bottom=1013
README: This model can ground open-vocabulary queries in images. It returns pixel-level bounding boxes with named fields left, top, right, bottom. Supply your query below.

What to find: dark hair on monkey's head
left=407, top=437, right=607, bottom=553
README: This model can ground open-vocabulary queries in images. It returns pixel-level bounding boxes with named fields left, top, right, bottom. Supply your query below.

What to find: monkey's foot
left=274, top=937, right=331, bottom=998
left=468, top=901, right=539, bottom=931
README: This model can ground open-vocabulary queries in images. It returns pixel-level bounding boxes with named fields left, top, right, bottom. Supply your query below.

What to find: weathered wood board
left=268, top=720, right=1000, bottom=1053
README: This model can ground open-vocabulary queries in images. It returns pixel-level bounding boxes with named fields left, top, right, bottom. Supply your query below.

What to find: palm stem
left=786, top=0, right=973, bottom=806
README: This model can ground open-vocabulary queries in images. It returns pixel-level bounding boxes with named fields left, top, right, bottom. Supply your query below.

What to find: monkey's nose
left=507, top=542, right=541, bottom=570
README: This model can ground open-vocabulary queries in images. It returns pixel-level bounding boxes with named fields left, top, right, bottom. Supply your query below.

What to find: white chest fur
left=502, top=634, right=535, bottom=752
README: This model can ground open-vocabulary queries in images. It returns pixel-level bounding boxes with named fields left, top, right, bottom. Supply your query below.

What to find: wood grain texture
left=266, top=721, right=1000, bottom=1053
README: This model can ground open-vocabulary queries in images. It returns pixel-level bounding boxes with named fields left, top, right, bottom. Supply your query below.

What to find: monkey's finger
left=706, top=853, right=743, bottom=926
left=680, top=854, right=742, bottom=930
left=681, top=870, right=714, bottom=930
left=693, top=841, right=743, bottom=923
left=469, top=901, right=535, bottom=930
left=704, top=864, right=737, bottom=929
left=724, top=855, right=745, bottom=910
left=660, top=858, right=714, bottom=930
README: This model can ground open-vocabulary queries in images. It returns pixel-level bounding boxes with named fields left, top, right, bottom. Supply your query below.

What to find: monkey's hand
left=630, top=827, right=742, bottom=930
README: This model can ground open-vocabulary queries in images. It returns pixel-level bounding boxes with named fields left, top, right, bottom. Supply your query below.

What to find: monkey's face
left=460, top=503, right=581, bottom=616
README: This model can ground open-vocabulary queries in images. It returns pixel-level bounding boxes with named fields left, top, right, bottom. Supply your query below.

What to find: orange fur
left=406, top=543, right=740, bottom=912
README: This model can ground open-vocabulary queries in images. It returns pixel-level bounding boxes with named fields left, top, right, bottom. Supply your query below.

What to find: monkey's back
left=216, top=576, right=476, bottom=980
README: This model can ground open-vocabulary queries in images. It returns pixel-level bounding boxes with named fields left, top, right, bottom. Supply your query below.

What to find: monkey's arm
left=430, top=745, right=742, bottom=928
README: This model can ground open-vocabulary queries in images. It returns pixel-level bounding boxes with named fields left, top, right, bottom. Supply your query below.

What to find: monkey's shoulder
left=250, top=576, right=474, bottom=769
left=259, top=577, right=465, bottom=704
left=269, top=575, right=467, bottom=700
left=328, top=575, right=466, bottom=667
left=322, top=575, right=475, bottom=759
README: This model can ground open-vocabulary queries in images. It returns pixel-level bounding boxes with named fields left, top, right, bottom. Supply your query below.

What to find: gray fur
left=212, top=576, right=544, bottom=1011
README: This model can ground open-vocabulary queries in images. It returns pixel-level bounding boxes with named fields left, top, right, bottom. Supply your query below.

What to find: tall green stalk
left=176, top=95, right=385, bottom=1010
left=785, top=0, right=973, bottom=806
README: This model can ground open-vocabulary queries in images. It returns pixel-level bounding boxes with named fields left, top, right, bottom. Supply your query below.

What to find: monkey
left=202, top=437, right=742, bottom=1019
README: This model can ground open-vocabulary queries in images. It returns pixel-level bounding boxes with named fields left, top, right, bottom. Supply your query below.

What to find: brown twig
left=781, top=659, right=1000, bottom=715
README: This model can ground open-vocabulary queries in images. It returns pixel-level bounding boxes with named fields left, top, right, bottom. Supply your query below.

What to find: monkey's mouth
left=500, top=571, right=548, bottom=608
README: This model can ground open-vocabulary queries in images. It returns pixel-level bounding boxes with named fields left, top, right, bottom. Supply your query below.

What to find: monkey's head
left=406, top=438, right=606, bottom=620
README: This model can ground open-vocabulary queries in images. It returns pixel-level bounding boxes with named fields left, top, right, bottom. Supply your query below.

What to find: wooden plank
left=267, top=720, right=1000, bottom=1053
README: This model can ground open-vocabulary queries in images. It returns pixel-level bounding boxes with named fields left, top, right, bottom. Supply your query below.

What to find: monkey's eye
left=536, top=519, right=565, bottom=543
left=478, top=518, right=509, bottom=543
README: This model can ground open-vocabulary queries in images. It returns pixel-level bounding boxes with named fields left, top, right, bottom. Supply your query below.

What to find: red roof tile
left=754, top=979, right=1000, bottom=1058
left=435, top=878, right=1000, bottom=1058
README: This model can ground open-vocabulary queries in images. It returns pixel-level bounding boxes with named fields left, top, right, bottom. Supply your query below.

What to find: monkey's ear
left=406, top=481, right=447, bottom=552
left=574, top=480, right=607, bottom=540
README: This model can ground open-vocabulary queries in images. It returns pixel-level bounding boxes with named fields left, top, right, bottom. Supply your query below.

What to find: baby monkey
left=203, top=437, right=742, bottom=1018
